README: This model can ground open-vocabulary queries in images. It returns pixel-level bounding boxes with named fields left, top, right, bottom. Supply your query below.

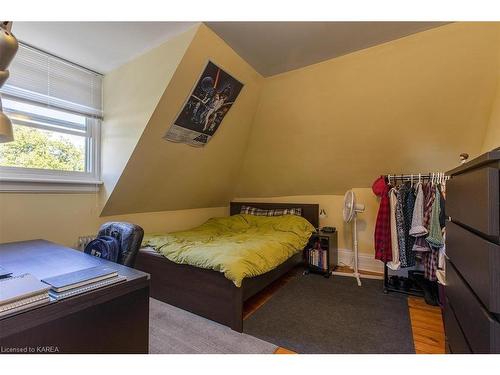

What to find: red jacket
left=373, top=176, right=392, bottom=262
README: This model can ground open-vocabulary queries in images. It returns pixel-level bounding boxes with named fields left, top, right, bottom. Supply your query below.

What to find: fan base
left=331, top=270, right=383, bottom=286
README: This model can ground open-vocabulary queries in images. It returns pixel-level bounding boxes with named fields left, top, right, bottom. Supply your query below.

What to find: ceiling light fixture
left=0, top=21, right=19, bottom=143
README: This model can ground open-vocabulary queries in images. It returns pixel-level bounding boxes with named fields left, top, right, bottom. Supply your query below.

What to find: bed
left=134, top=202, right=319, bottom=332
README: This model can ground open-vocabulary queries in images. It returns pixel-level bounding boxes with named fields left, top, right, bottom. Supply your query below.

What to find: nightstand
left=304, top=230, right=338, bottom=277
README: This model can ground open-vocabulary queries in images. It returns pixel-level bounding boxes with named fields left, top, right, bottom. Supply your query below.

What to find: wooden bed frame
left=134, top=202, right=319, bottom=332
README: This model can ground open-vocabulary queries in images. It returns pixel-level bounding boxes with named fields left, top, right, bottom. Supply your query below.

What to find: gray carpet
left=243, top=274, right=415, bottom=354
left=149, top=298, right=277, bottom=354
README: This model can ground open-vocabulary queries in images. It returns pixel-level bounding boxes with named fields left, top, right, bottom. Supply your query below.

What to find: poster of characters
left=164, top=61, right=244, bottom=147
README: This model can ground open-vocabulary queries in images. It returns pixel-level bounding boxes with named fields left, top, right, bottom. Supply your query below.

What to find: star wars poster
left=164, top=61, right=244, bottom=147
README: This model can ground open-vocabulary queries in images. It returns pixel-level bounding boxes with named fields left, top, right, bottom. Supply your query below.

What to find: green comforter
left=142, top=214, right=315, bottom=287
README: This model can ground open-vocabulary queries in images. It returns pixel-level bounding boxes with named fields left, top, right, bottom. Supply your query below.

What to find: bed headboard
left=230, top=202, right=319, bottom=229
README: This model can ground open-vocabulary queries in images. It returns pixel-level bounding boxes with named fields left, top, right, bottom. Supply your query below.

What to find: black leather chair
left=97, top=222, right=144, bottom=267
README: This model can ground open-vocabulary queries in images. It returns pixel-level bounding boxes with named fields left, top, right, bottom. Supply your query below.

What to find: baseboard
left=337, top=248, right=384, bottom=274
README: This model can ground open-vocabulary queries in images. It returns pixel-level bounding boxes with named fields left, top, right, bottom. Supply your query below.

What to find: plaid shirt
left=240, top=205, right=302, bottom=217
left=422, top=182, right=436, bottom=229
left=373, top=177, right=393, bottom=262
left=423, top=249, right=439, bottom=281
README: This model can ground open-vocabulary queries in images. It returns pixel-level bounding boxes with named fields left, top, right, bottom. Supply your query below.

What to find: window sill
left=0, top=177, right=103, bottom=193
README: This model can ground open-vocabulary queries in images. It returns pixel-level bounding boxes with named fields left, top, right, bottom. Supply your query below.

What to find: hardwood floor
left=243, top=269, right=298, bottom=320
left=408, top=296, right=445, bottom=354
left=243, top=267, right=446, bottom=354
left=273, top=347, right=297, bottom=354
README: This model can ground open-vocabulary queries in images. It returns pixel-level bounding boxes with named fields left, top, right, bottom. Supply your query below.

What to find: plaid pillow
left=240, top=205, right=302, bottom=217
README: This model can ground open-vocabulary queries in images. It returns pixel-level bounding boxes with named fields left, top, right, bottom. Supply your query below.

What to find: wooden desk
left=0, top=240, right=150, bottom=354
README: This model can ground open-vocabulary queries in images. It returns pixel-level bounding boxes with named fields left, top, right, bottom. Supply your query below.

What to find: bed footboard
left=135, top=249, right=244, bottom=331
left=134, top=249, right=303, bottom=332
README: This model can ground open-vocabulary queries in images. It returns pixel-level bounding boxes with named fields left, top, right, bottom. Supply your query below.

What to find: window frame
left=0, top=100, right=102, bottom=193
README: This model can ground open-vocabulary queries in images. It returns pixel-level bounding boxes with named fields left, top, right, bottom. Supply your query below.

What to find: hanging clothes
left=387, top=187, right=400, bottom=270
left=423, top=186, right=445, bottom=281
left=396, top=182, right=416, bottom=268
left=426, top=186, right=444, bottom=249
left=438, top=185, right=447, bottom=271
left=376, top=173, right=448, bottom=294
left=438, top=185, right=446, bottom=229
left=422, top=182, right=435, bottom=226
left=409, top=182, right=427, bottom=237
left=412, top=182, right=435, bottom=252
left=373, top=176, right=392, bottom=263
left=403, top=182, right=416, bottom=254
left=423, top=250, right=439, bottom=281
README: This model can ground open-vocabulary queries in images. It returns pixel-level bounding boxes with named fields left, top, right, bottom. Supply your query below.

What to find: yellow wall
left=235, top=22, right=499, bottom=198
left=482, top=50, right=500, bottom=152
left=101, top=25, right=199, bottom=205
left=2, top=22, right=499, bottom=253
left=102, top=24, right=264, bottom=215
left=0, top=24, right=229, bottom=249
left=0, top=192, right=227, bottom=248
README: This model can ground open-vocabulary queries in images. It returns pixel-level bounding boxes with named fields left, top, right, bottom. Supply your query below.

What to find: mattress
left=141, top=214, right=315, bottom=287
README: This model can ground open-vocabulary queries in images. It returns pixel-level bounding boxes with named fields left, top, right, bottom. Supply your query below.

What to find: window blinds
left=0, top=43, right=103, bottom=118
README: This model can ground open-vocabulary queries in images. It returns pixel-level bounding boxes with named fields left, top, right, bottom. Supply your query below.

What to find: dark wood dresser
left=445, top=148, right=500, bottom=353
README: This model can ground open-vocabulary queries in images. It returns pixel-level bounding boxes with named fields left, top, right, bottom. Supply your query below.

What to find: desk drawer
left=447, top=166, right=499, bottom=242
left=447, top=221, right=500, bottom=313
left=446, top=260, right=500, bottom=353
left=444, top=299, right=472, bottom=353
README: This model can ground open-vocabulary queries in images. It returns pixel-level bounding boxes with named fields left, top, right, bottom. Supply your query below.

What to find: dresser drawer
left=446, top=260, right=500, bottom=353
left=447, top=221, right=500, bottom=313
left=444, top=299, right=472, bottom=353
left=447, top=166, right=499, bottom=242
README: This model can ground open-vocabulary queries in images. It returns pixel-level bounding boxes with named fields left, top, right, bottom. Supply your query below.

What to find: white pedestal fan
left=332, top=190, right=366, bottom=286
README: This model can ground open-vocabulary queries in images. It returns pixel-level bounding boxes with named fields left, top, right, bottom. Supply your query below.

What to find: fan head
left=343, top=190, right=365, bottom=222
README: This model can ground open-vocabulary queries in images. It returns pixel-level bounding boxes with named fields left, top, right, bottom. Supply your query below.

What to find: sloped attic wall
left=100, top=24, right=199, bottom=206
left=235, top=22, right=500, bottom=197
left=101, top=22, right=499, bottom=217
left=482, top=44, right=500, bottom=153
left=101, top=24, right=263, bottom=215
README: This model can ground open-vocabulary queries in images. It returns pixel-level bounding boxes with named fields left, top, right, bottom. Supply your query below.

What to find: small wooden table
left=0, top=240, right=150, bottom=354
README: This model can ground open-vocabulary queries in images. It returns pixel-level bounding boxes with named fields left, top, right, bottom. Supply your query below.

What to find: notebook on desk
left=0, top=273, right=51, bottom=318
left=48, top=275, right=127, bottom=301
left=0, top=273, right=51, bottom=306
left=41, top=265, right=118, bottom=292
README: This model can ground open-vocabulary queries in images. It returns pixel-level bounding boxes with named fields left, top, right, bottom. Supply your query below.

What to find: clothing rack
left=386, top=173, right=450, bottom=184
left=382, top=172, right=449, bottom=298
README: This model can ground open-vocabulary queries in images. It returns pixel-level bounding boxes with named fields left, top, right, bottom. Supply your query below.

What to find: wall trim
left=337, top=248, right=384, bottom=274
left=0, top=180, right=101, bottom=193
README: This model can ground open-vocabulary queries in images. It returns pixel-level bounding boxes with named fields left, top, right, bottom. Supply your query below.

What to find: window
left=0, top=44, right=102, bottom=191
